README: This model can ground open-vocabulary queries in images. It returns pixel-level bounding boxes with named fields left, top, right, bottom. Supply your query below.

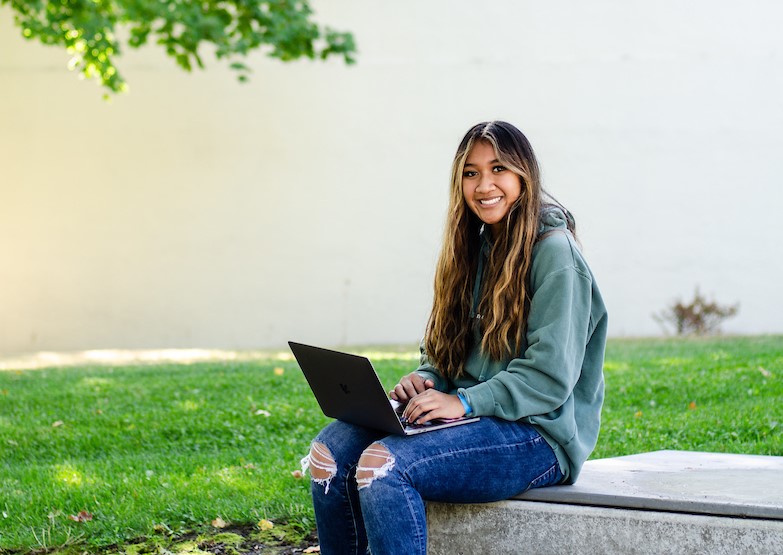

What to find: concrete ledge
left=517, top=450, right=783, bottom=520
left=427, top=451, right=783, bottom=554
left=427, top=499, right=783, bottom=555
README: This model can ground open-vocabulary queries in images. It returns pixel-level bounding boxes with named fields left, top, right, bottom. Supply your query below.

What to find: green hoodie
left=416, top=208, right=607, bottom=483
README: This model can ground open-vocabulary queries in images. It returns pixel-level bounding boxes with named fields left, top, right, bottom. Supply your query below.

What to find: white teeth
left=479, top=197, right=502, bottom=206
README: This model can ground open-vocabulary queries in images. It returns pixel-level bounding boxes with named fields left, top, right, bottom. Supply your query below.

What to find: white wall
left=1, top=0, right=782, bottom=354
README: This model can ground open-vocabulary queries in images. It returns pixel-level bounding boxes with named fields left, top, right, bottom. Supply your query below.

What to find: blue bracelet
left=457, top=392, right=473, bottom=416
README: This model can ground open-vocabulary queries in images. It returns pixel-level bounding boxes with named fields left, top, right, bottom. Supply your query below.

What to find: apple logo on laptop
left=339, top=383, right=350, bottom=394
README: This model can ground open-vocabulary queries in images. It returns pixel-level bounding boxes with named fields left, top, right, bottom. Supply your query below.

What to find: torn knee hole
left=301, top=442, right=337, bottom=493
left=356, top=443, right=395, bottom=490
left=306, top=442, right=337, bottom=480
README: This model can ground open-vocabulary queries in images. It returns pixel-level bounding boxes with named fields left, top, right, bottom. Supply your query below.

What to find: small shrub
left=654, top=288, right=739, bottom=336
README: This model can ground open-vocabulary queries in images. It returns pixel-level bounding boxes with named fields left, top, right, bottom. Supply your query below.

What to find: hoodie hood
left=479, top=204, right=574, bottom=245
left=538, top=205, right=574, bottom=236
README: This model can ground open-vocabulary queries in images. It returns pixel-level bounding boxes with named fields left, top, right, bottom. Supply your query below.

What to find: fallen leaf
left=688, top=401, right=697, bottom=410
left=211, top=516, right=227, bottom=528
left=255, top=409, right=271, bottom=417
left=68, top=511, right=93, bottom=522
left=634, top=410, right=643, bottom=418
left=1, top=389, right=8, bottom=395
left=304, top=546, right=321, bottom=553
left=258, top=519, right=274, bottom=530
left=274, top=367, right=285, bottom=376
left=52, top=420, right=64, bottom=428
left=291, top=470, right=304, bottom=479
left=244, top=463, right=257, bottom=470
left=758, top=367, right=772, bottom=378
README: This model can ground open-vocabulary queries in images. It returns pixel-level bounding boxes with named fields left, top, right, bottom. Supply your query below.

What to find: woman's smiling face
left=461, top=140, right=522, bottom=233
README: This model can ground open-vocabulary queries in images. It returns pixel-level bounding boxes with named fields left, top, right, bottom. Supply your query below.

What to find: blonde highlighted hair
left=424, top=121, right=575, bottom=378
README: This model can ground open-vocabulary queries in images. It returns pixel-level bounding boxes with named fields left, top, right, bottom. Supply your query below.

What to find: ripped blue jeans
left=302, top=418, right=563, bottom=555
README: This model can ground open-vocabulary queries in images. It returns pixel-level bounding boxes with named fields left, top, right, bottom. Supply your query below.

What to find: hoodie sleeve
left=459, top=232, right=594, bottom=419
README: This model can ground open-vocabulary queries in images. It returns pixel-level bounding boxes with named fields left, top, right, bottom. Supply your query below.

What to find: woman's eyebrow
left=464, top=159, right=500, bottom=167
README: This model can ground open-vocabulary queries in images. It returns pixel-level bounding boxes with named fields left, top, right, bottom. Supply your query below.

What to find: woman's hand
left=402, top=389, right=465, bottom=424
left=390, top=372, right=435, bottom=403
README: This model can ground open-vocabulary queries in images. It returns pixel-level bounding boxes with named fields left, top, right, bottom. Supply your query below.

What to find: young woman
left=301, top=121, right=608, bottom=555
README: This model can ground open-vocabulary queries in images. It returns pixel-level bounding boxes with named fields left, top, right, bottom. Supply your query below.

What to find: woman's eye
left=493, top=165, right=506, bottom=173
left=463, top=170, right=478, bottom=178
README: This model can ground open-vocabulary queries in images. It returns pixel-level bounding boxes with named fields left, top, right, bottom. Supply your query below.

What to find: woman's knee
left=356, top=442, right=395, bottom=490
left=302, top=441, right=338, bottom=492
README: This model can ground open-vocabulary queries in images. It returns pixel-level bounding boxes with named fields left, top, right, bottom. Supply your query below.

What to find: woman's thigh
left=313, top=419, right=387, bottom=464
left=378, top=418, right=562, bottom=503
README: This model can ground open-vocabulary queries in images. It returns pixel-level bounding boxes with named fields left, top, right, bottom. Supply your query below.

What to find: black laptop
left=288, top=341, right=480, bottom=435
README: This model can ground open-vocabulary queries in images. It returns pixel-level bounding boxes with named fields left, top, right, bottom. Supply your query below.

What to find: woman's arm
left=460, top=232, right=600, bottom=420
left=461, top=263, right=594, bottom=419
left=394, top=340, right=475, bottom=423
left=389, top=337, right=450, bottom=402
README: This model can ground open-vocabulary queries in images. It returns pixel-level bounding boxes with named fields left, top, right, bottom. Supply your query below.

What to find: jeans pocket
left=528, top=462, right=563, bottom=490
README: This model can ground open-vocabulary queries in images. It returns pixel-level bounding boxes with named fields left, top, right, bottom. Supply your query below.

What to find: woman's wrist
left=457, top=391, right=473, bottom=416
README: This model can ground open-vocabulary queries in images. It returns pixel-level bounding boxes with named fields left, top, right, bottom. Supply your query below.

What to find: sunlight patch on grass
left=602, top=361, right=629, bottom=372
left=0, top=345, right=421, bottom=372
left=355, top=350, right=419, bottom=361
left=214, top=466, right=255, bottom=488
left=654, top=357, right=694, bottom=367
left=175, top=399, right=205, bottom=412
left=0, top=349, right=288, bottom=371
left=53, top=464, right=87, bottom=488
left=79, top=377, right=113, bottom=389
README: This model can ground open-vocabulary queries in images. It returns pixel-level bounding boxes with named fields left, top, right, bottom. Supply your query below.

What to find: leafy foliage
left=654, top=287, right=739, bottom=336
left=2, top=0, right=356, bottom=94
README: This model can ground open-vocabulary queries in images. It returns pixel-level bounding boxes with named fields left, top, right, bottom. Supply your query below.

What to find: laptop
left=288, top=341, right=480, bottom=435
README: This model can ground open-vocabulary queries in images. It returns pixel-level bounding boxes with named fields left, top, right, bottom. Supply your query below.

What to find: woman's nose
left=476, top=177, right=494, bottom=192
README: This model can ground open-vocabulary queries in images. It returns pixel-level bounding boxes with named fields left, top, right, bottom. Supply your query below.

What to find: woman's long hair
left=424, top=121, right=575, bottom=378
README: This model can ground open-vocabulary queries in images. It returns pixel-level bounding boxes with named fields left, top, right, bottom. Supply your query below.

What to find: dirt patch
left=192, top=525, right=319, bottom=554
left=6, top=524, right=321, bottom=555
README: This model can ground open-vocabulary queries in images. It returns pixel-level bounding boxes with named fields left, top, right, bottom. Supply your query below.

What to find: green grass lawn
left=1, top=336, right=781, bottom=553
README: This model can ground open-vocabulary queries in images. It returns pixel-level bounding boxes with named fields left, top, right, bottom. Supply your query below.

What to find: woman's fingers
left=402, top=390, right=464, bottom=423
left=392, top=381, right=416, bottom=402
left=390, top=373, right=433, bottom=402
